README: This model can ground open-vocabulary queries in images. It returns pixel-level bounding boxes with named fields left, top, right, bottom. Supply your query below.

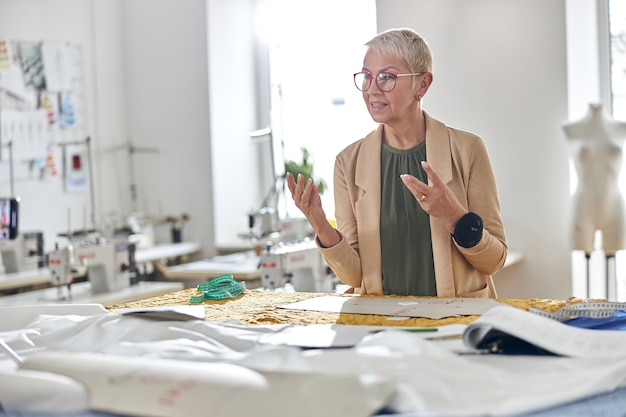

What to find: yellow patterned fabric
left=107, top=288, right=589, bottom=327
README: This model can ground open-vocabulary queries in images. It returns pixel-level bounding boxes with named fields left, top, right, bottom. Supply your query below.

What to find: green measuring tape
left=189, top=274, right=247, bottom=303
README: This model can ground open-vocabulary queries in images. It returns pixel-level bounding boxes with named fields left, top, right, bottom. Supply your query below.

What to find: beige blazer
left=318, top=112, right=508, bottom=297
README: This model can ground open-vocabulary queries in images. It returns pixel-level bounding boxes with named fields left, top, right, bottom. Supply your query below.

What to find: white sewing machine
left=48, top=238, right=136, bottom=299
left=0, top=231, right=44, bottom=274
left=75, top=239, right=135, bottom=294
left=47, top=243, right=75, bottom=300
left=259, top=239, right=333, bottom=292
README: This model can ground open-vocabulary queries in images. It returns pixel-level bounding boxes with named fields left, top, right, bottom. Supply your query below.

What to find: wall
left=0, top=0, right=216, bottom=258
left=207, top=0, right=267, bottom=251
left=0, top=0, right=99, bottom=248
left=377, top=0, right=572, bottom=299
left=118, top=0, right=214, bottom=254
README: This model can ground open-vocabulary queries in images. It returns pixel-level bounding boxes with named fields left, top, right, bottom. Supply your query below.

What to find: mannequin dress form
left=562, top=103, right=626, bottom=297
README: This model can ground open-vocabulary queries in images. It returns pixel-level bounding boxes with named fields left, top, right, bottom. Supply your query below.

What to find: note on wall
left=0, top=39, right=86, bottom=187
left=41, top=42, right=73, bottom=92
left=64, top=143, right=89, bottom=193
left=18, top=42, right=46, bottom=91
left=0, top=109, right=49, bottom=161
left=0, top=38, right=11, bottom=71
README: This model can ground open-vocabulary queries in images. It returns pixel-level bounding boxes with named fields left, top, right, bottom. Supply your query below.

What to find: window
left=610, top=0, right=626, bottom=117
left=259, top=0, right=377, bottom=219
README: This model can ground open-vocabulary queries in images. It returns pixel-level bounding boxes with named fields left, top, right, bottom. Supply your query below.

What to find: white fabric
left=1, top=304, right=626, bottom=416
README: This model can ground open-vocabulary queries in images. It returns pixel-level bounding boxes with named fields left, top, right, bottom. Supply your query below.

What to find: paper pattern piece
left=116, top=305, right=206, bottom=321
left=258, top=323, right=468, bottom=349
left=278, top=295, right=502, bottom=319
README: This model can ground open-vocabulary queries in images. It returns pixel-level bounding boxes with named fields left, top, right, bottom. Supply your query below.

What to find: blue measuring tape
left=189, top=274, right=246, bottom=303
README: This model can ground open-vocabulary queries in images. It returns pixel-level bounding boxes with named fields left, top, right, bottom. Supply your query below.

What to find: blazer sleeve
left=455, top=135, right=508, bottom=275
left=316, top=151, right=364, bottom=288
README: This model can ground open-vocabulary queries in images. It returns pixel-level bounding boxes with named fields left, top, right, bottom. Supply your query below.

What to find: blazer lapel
left=354, top=126, right=384, bottom=293
left=424, top=112, right=453, bottom=185
left=354, top=125, right=383, bottom=191
left=424, top=112, right=456, bottom=296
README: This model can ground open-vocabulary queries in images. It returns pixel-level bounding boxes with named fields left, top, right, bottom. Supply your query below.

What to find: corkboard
left=107, top=288, right=581, bottom=327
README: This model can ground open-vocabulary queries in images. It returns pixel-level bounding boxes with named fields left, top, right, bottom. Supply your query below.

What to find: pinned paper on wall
left=59, top=93, right=76, bottom=128
left=44, top=143, right=57, bottom=176
left=39, top=92, right=58, bottom=126
left=64, top=143, right=89, bottom=193
left=41, top=42, right=73, bottom=92
left=0, top=38, right=11, bottom=71
left=0, top=109, right=49, bottom=161
left=0, top=63, right=35, bottom=107
left=18, top=42, right=46, bottom=91
left=0, top=39, right=86, bottom=191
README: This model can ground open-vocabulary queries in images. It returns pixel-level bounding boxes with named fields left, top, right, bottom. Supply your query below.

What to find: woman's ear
left=418, top=72, right=433, bottom=97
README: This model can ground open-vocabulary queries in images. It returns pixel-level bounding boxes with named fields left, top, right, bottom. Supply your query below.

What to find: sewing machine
left=48, top=238, right=136, bottom=299
left=0, top=232, right=44, bottom=274
left=75, top=239, right=136, bottom=294
left=47, top=243, right=75, bottom=300
left=259, top=239, right=333, bottom=292
left=238, top=209, right=332, bottom=292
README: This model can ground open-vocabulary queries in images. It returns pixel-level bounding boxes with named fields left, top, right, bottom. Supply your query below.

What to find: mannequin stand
left=607, top=254, right=617, bottom=301
left=581, top=252, right=617, bottom=300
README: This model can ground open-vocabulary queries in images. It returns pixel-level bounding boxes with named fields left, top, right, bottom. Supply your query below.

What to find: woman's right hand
left=286, top=172, right=340, bottom=247
left=286, top=172, right=324, bottom=220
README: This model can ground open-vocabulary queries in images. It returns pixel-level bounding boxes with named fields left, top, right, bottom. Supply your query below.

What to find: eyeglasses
left=353, top=71, right=424, bottom=92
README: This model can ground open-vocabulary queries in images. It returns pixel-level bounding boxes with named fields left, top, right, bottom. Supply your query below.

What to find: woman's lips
left=370, top=102, right=387, bottom=112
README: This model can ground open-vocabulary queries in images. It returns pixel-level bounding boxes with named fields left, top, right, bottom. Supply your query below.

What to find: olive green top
left=380, top=141, right=437, bottom=296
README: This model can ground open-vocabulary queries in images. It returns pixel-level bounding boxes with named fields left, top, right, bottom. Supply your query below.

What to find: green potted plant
left=283, top=147, right=326, bottom=194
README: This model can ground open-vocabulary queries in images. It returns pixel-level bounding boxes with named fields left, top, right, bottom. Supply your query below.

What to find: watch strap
left=453, top=212, right=483, bottom=248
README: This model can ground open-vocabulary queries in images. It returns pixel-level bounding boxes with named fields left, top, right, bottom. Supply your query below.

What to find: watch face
left=454, top=212, right=482, bottom=248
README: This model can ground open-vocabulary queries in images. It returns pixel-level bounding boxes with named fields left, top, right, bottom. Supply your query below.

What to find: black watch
left=453, top=212, right=483, bottom=248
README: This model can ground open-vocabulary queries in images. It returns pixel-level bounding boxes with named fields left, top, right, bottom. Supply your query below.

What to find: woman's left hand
left=400, top=161, right=467, bottom=233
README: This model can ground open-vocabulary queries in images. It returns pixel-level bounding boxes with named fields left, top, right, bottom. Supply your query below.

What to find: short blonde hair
left=365, top=28, right=433, bottom=73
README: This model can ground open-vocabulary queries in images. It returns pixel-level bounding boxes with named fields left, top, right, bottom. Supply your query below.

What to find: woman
left=286, top=28, right=507, bottom=297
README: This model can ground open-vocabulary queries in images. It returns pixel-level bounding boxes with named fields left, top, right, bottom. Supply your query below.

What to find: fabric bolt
left=565, top=310, right=626, bottom=330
